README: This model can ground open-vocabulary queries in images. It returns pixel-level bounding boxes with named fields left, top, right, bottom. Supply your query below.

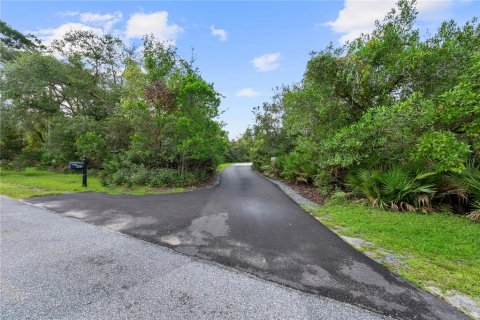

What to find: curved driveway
left=27, top=164, right=466, bottom=319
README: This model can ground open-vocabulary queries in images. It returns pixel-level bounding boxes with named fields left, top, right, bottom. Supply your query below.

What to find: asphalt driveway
left=1, top=196, right=386, bottom=320
left=26, top=164, right=467, bottom=319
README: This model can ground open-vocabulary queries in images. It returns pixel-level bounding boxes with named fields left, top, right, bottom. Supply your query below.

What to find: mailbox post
left=68, top=155, right=88, bottom=187
left=82, top=155, right=88, bottom=187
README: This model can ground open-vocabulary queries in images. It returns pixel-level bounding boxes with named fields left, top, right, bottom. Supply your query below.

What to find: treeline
left=0, top=22, right=228, bottom=187
left=234, top=1, right=480, bottom=220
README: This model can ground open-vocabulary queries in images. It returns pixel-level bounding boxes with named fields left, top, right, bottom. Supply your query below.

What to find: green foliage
left=225, top=128, right=254, bottom=163
left=75, top=131, right=107, bottom=167
left=325, top=191, right=349, bottom=205
left=251, top=100, right=294, bottom=169
left=103, top=162, right=205, bottom=188
left=0, top=20, right=39, bottom=50
left=450, top=165, right=480, bottom=200
left=249, top=0, right=480, bottom=216
left=346, top=166, right=438, bottom=211
left=0, top=26, right=227, bottom=188
left=276, top=151, right=317, bottom=183
left=43, top=115, right=101, bottom=167
left=0, top=105, right=25, bottom=161
left=413, top=131, right=470, bottom=173
left=0, top=20, right=42, bottom=62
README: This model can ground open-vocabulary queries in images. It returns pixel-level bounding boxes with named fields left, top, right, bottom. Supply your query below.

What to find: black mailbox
left=69, top=155, right=88, bottom=187
left=69, top=162, right=84, bottom=170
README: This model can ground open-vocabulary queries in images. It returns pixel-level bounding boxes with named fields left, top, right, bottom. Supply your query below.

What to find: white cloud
left=56, top=10, right=79, bottom=18
left=210, top=25, right=228, bottom=41
left=79, top=12, right=122, bottom=32
left=126, top=11, right=183, bottom=44
left=251, top=53, right=281, bottom=72
left=33, top=23, right=103, bottom=46
left=326, top=0, right=454, bottom=43
left=236, top=88, right=261, bottom=97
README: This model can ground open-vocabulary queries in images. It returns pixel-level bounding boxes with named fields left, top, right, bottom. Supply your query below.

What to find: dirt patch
left=287, top=182, right=326, bottom=205
left=261, top=173, right=326, bottom=205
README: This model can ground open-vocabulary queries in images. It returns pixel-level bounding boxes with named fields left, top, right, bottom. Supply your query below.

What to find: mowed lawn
left=0, top=164, right=235, bottom=199
left=312, top=204, right=480, bottom=303
left=0, top=167, right=185, bottom=199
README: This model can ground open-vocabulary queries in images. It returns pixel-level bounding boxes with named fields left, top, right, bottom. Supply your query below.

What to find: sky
left=1, top=0, right=479, bottom=139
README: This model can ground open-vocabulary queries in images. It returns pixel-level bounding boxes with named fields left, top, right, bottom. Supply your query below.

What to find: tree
left=250, top=0, right=480, bottom=213
left=0, top=26, right=227, bottom=185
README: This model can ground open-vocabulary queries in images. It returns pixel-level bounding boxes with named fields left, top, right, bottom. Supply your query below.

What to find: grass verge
left=216, top=163, right=236, bottom=172
left=309, top=203, right=479, bottom=303
left=0, top=167, right=185, bottom=199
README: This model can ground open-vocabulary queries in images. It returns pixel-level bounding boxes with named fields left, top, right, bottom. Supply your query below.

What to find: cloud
left=236, top=88, right=261, bottom=97
left=126, top=11, right=183, bottom=44
left=33, top=23, right=103, bottom=46
left=56, top=10, right=79, bottom=18
left=326, top=0, right=454, bottom=43
left=210, top=25, right=228, bottom=41
left=251, top=53, right=281, bottom=72
left=79, top=12, right=122, bottom=31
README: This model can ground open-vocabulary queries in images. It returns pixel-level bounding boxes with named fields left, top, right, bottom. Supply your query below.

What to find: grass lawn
left=310, top=203, right=480, bottom=303
left=0, top=167, right=185, bottom=199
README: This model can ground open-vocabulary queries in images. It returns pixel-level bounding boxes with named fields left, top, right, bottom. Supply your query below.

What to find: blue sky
left=1, top=0, right=479, bottom=139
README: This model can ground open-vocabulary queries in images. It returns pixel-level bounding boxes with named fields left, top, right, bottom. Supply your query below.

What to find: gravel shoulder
left=0, top=196, right=387, bottom=320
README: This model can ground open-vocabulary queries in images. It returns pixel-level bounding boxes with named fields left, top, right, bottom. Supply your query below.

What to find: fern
left=347, top=165, right=437, bottom=211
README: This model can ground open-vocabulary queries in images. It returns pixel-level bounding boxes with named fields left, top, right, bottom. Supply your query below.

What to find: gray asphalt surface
left=25, top=164, right=466, bottom=319
left=0, top=196, right=386, bottom=320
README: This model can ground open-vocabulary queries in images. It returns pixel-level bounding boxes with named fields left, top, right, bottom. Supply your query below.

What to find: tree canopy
left=0, top=21, right=228, bottom=187
left=242, top=0, right=479, bottom=217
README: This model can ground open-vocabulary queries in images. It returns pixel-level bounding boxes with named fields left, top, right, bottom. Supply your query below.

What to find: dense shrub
left=245, top=1, right=480, bottom=217
left=449, top=165, right=480, bottom=221
left=276, top=152, right=317, bottom=183
left=346, top=166, right=439, bottom=211
left=104, top=163, right=207, bottom=188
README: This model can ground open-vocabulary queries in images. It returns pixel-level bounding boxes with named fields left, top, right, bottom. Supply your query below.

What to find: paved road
left=1, top=196, right=386, bottom=320
left=26, top=164, right=466, bottom=319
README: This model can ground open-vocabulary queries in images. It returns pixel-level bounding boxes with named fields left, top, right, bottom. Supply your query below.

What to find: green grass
left=311, top=203, right=480, bottom=302
left=0, top=167, right=185, bottom=199
left=0, top=164, right=237, bottom=198
left=216, top=163, right=236, bottom=172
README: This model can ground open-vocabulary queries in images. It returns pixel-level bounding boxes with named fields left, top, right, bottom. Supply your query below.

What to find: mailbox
left=68, top=155, right=88, bottom=187
left=69, top=162, right=84, bottom=170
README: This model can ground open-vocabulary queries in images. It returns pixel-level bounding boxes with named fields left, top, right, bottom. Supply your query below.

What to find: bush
left=327, top=191, right=349, bottom=205
left=346, top=165, right=438, bottom=211
left=149, top=168, right=188, bottom=187
left=75, top=131, right=107, bottom=168
left=103, top=160, right=208, bottom=188
left=451, top=165, right=480, bottom=200
left=278, top=151, right=317, bottom=183
left=450, top=164, right=480, bottom=220
left=0, top=106, right=25, bottom=161
left=313, top=169, right=336, bottom=195
left=413, top=131, right=470, bottom=173
left=43, top=115, right=101, bottom=167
